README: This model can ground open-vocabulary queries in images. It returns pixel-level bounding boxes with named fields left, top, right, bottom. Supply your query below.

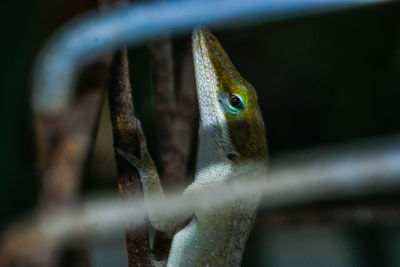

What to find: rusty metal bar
left=148, top=36, right=198, bottom=262
left=107, top=50, right=152, bottom=266
left=97, top=0, right=153, bottom=265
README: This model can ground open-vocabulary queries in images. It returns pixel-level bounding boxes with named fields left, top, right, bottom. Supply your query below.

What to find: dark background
left=1, top=1, right=400, bottom=266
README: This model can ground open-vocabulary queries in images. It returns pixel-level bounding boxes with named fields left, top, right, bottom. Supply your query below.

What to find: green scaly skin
left=118, top=26, right=268, bottom=266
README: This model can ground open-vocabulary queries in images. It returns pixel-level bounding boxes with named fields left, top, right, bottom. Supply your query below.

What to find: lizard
left=117, top=26, right=268, bottom=266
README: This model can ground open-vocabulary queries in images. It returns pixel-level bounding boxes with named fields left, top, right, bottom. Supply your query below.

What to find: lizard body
left=118, top=26, right=268, bottom=266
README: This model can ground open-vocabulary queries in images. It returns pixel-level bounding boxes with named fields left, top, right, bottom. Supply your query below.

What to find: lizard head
left=192, top=26, right=268, bottom=172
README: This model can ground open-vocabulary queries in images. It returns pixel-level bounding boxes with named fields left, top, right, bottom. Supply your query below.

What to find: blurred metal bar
left=32, top=0, right=388, bottom=114
left=255, top=203, right=400, bottom=226
left=35, top=135, right=400, bottom=240
left=260, top=135, right=400, bottom=208
left=1, top=135, right=399, bottom=262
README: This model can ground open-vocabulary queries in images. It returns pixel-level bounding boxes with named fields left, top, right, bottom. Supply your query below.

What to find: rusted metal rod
left=107, top=50, right=152, bottom=266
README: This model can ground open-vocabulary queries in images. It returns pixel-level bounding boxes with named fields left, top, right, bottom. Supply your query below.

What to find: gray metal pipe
left=32, top=0, right=388, bottom=113
left=37, top=135, right=400, bottom=239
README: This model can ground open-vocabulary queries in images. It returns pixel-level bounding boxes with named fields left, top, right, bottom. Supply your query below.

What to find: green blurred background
left=1, top=0, right=400, bottom=266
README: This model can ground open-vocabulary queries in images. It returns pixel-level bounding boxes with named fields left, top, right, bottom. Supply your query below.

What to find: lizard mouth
left=192, top=26, right=245, bottom=85
left=192, top=26, right=225, bottom=139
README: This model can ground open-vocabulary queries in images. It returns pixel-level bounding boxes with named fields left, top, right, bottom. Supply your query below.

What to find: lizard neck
left=195, top=127, right=233, bottom=183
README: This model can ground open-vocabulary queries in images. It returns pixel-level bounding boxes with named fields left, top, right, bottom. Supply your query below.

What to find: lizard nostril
left=227, top=153, right=238, bottom=161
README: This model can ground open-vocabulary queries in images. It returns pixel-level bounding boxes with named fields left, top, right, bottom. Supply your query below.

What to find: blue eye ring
left=221, top=93, right=244, bottom=115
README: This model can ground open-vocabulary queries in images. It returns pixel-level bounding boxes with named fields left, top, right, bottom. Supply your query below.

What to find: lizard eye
left=229, top=95, right=242, bottom=109
left=219, top=92, right=245, bottom=115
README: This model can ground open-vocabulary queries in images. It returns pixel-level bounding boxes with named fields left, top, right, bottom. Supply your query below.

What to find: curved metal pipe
left=32, top=0, right=387, bottom=113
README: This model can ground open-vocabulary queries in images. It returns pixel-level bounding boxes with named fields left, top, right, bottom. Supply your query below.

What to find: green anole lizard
left=118, top=26, right=268, bottom=266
